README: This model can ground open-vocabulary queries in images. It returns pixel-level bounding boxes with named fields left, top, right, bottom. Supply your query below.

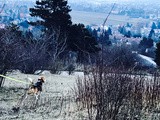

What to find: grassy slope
left=0, top=71, right=86, bottom=120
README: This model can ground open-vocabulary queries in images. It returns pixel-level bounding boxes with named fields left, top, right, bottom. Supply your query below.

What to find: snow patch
left=137, top=54, right=157, bottom=68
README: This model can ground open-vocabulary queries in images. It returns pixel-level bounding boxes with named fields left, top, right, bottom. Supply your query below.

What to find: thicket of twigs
left=75, top=67, right=160, bottom=120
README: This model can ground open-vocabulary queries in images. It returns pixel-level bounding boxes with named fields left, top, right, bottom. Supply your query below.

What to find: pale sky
left=69, top=0, right=135, bottom=2
left=5, top=0, right=133, bottom=2
left=1, top=0, right=157, bottom=4
left=68, top=0, right=156, bottom=3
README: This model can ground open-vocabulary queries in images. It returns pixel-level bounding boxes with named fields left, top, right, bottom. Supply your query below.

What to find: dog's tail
left=26, top=77, right=33, bottom=83
left=25, top=77, right=34, bottom=86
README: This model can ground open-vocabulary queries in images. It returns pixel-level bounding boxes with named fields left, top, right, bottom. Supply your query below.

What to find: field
left=0, top=71, right=87, bottom=120
left=0, top=70, right=160, bottom=120
left=70, top=10, right=150, bottom=26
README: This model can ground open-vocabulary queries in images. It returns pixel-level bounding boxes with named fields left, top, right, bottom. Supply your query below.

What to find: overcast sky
left=69, top=0, right=135, bottom=2
left=0, top=0, right=138, bottom=2
left=69, top=0, right=159, bottom=4
left=1, top=0, right=157, bottom=4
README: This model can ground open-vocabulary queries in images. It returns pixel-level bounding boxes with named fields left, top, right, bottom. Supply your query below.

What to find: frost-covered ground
left=0, top=71, right=88, bottom=120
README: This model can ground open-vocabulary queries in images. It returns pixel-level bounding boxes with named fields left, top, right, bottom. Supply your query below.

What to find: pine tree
left=30, top=0, right=72, bottom=31
left=139, top=37, right=153, bottom=48
left=151, top=22, right=157, bottom=29
left=68, top=24, right=100, bottom=63
left=148, top=29, right=155, bottom=40
left=29, top=0, right=73, bottom=62
left=157, top=21, right=160, bottom=29
left=92, top=29, right=98, bottom=40
left=68, top=24, right=98, bottom=52
left=107, top=27, right=112, bottom=35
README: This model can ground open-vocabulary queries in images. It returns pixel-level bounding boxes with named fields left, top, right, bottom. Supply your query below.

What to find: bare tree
left=18, top=38, right=47, bottom=74
left=43, top=29, right=68, bottom=73
left=0, top=27, right=28, bottom=87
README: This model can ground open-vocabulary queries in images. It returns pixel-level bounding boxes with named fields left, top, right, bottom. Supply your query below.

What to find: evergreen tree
left=139, top=37, right=148, bottom=47
left=139, top=37, right=153, bottom=49
left=30, top=0, right=73, bottom=62
left=126, top=31, right=131, bottom=38
left=126, top=22, right=132, bottom=27
left=119, top=26, right=125, bottom=34
left=29, top=0, right=100, bottom=64
left=92, top=29, right=98, bottom=40
left=107, top=27, right=112, bottom=35
left=68, top=24, right=99, bottom=52
left=30, top=0, right=72, bottom=31
left=148, top=29, right=155, bottom=39
left=104, top=30, right=111, bottom=45
left=151, top=22, right=157, bottom=29
left=68, top=24, right=100, bottom=63
left=157, top=21, right=160, bottom=29
left=147, top=38, right=154, bottom=48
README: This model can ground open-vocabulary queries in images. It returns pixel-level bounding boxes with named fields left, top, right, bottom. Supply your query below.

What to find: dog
left=12, top=77, right=45, bottom=112
left=27, top=76, right=45, bottom=100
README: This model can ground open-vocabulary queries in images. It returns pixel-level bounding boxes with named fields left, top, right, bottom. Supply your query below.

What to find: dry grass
left=1, top=69, right=160, bottom=120
left=0, top=71, right=87, bottom=120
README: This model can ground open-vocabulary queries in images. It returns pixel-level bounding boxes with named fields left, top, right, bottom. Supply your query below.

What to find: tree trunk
left=0, top=76, right=4, bottom=87
left=0, top=70, right=7, bottom=87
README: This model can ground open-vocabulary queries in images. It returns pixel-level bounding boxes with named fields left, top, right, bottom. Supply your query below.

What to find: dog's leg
left=20, top=91, right=28, bottom=107
left=35, top=94, right=39, bottom=100
left=33, top=88, right=39, bottom=106
left=33, top=93, right=39, bottom=107
left=24, top=93, right=28, bottom=100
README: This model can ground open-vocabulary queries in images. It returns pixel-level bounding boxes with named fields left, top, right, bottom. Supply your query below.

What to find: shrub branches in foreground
left=75, top=68, right=160, bottom=120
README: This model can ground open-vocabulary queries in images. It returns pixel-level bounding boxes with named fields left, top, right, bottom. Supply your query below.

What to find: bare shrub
left=75, top=76, right=96, bottom=120
left=75, top=68, right=160, bottom=120
left=49, top=60, right=63, bottom=74
left=103, top=44, right=136, bottom=69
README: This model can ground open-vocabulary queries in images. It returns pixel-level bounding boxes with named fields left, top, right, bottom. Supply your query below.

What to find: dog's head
left=40, top=76, right=45, bottom=83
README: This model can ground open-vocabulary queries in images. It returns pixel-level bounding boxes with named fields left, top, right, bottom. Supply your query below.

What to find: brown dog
left=27, top=77, right=45, bottom=99
left=12, top=77, right=45, bottom=112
